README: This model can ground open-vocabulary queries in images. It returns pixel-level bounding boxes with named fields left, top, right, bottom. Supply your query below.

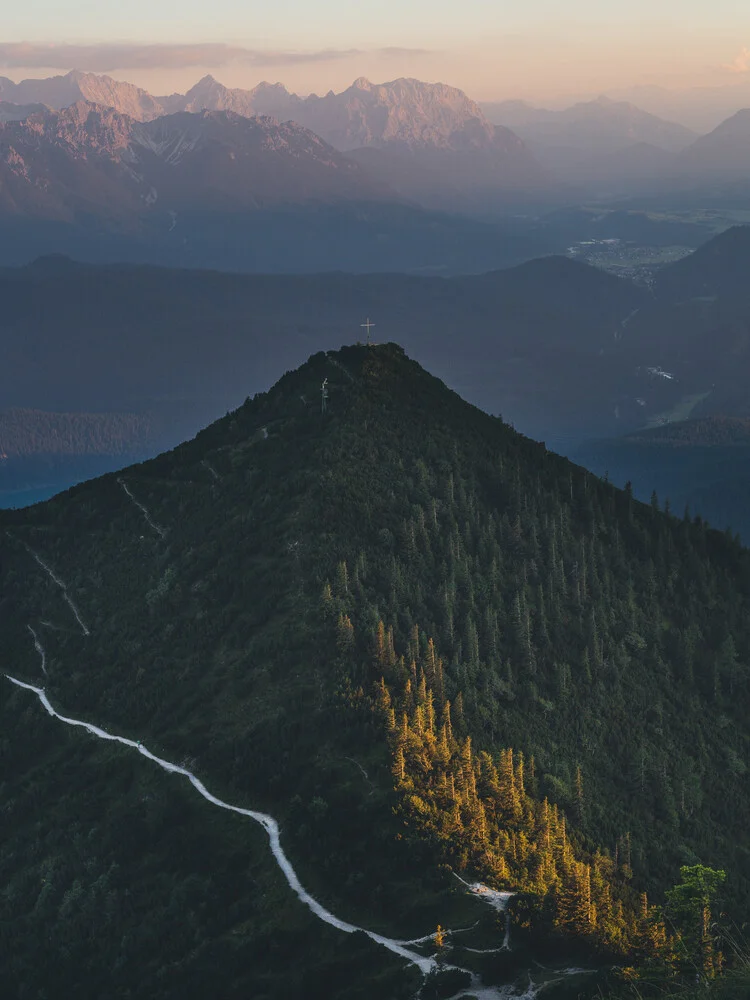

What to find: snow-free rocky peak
left=0, top=103, right=391, bottom=221
left=0, top=69, right=525, bottom=153
left=0, top=69, right=166, bottom=121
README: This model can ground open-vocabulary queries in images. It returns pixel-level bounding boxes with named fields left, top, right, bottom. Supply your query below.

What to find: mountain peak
left=4, top=316, right=750, bottom=1000
left=351, top=76, right=373, bottom=91
left=185, top=75, right=223, bottom=96
left=252, top=81, right=291, bottom=94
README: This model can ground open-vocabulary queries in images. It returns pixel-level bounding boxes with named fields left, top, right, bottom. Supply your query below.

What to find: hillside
left=682, top=109, right=750, bottom=176
left=2, top=344, right=750, bottom=998
left=652, top=224, right=750, bottom=302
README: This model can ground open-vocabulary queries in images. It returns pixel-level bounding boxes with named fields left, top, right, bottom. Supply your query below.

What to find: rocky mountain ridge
left=0, top=70, right=523, bottom=154
left=0, top=101, right=388, bottom=221
left=0, top=73, right=548, bottom=213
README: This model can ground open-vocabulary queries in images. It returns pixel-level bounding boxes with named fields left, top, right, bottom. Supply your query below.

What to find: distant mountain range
left=0, top=69, right=534, bottom=154
left=484, top=95, right=696, bottom=152
left=482, top=96, right=699, bottom=192
left=681, top=108, right=750, bottom=176
left=0, top=71, right=546, bottom=212
left=0, top=101, right=385, bottom=221
left=6, top=69, right=750, bottom=226
left=0, top=100, right=562, bottom=273
left=606, top=79, right=750, bottom=133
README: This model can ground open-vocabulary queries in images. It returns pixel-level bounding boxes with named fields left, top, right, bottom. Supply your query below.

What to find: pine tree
left=575, top=765, right=585, bottom=827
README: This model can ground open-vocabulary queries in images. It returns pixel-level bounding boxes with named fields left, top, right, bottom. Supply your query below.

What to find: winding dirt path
left=19, top=543, right=90, bottom=637
left=26, top=626, right=47, bottom=675
left=4, top=675, right=442, bottom=975
left=117, top=478, right=167, bottom=539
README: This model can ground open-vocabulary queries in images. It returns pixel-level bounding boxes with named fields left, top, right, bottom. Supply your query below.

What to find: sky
left=3, top=0, right=750, bottom=104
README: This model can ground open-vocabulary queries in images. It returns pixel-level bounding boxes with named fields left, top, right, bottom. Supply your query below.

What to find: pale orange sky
left=3, top=9, right=750, bottom=106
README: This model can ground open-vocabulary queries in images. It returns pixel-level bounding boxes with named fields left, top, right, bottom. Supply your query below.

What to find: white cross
left=361, top=318, right=375, bottom=343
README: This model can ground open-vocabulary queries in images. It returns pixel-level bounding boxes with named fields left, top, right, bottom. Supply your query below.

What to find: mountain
left=682, top=108, right=750, bottom=176
left=22, top=230, right=750, bottom=512
left=165, top=75, right=548, bottom=211
left=24, top=239, right=750, bottom=508
left=178, top=75, right=290, bottom=118
left=606, top=80, right=750, bottom=134
left=2, top=343, right=750, bottom=999
left=652, top=224, right=750, bottom=301
left=134, top=72, right=530, bottom=158
left=481, top=99, right=548, bottom=128
left=482, top=96, right=694, bottom=193
left=485, top=96, right=695, bottom=153
left=0, top=101, right=386, bottom=221
left=0, top=100, right=557, bottom=272
left=281, top=76, right=509, bottom=153
left=0, top=69, right=165, bottom=120
left=0, top=100, right=47, bottom=123
left=0, top=71, right=531, bottom=157
left=0, top=72, right=548, bottom=211
left=567, top=226, right=750, bottom=536
left=0, top=253, right=647, bottom=495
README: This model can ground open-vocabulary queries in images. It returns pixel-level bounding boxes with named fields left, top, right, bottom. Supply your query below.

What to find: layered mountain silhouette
left=0, top=70, right=536, bottom=157
left=485, top=95, right=695, bottom=153
left=0, top=101, right=387, bottom=221
left=0, top=71, right=547, bottom=211
left=0, top=252, right=647, bottom=456
left=682, top=108, right=750, bottom=176
left=9, top=226, right=750, bottom=511
left=11, top=69, right=750, bottom=201
left=175, top=75, right=547, bottom=210
left=483, top=96, right=696, bottom=192
left=0, top=100, right=555, bottom=272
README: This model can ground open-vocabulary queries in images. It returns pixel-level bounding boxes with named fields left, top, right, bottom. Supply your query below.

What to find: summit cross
left=361, top=318, right=375, bottom=344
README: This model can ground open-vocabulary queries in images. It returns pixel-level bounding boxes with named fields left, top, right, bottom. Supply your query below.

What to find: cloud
left=723, top=46, right=750, bottom=73
left=378, top=47, right=433, bottom=58
left=0, top=42, right=429, bottom=72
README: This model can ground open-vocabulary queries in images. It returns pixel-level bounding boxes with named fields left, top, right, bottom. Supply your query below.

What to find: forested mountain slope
left=1, top=344, right=749, bottom=998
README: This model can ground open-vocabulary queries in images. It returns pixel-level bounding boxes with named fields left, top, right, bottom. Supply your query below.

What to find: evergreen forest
left=1, top=344, right=749, bottom=999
